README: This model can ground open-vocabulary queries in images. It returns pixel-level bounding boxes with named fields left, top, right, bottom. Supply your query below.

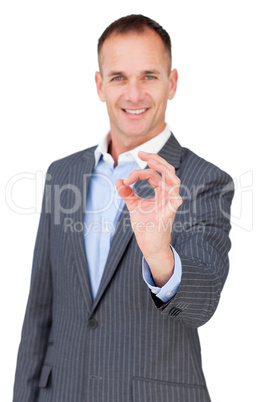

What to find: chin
left=121, top=123, right=151, bottom=139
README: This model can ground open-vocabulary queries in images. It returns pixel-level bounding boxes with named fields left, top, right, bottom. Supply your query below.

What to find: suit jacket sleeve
left=13, top=166, right=53, bottom=402
left=152, top=158, right=234, bottom=328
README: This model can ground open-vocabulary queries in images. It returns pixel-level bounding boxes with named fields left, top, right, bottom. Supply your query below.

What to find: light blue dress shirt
left=84, top=125, right=182, bottom=301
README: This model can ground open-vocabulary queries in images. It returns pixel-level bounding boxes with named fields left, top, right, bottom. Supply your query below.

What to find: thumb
left=116, top=179, right=138, bottom=210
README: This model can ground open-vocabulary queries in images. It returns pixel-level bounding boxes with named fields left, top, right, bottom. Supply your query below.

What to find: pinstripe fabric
left=13, top=133, right=234, bottom=402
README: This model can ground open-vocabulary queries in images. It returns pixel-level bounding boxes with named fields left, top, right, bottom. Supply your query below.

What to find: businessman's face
left=95, top=29, right=178, bottom=149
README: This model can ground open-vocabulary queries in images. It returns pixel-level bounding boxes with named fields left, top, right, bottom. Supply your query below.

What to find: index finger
left=138, top=151, right=173, bottom=170
left=138, top=151, right=178, bottom=186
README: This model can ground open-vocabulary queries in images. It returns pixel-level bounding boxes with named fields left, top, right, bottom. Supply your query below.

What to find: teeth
left=124, top=109, right=147, bottom=115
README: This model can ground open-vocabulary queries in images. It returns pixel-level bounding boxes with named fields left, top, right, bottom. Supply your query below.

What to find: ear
left=168, top=69, right=178, bottom=100
left=95, top=72, right=106, bottom=102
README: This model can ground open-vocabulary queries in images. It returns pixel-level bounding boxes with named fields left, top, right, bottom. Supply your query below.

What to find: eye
left=112, top=76, right=123, bottom=82
left=145, top=75, right=157, bottom=80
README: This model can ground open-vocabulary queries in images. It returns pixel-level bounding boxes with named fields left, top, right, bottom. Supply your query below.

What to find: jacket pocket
left=132, top=376, right=211, bottom=402
left=39, top=364, right=52, bottom=388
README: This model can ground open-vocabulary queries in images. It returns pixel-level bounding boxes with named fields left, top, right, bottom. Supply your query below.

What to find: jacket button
left=87, top=318, right=98, bottom=329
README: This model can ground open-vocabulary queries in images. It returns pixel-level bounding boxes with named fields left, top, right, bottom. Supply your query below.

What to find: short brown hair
left=97, top=14, right=172, bottom=70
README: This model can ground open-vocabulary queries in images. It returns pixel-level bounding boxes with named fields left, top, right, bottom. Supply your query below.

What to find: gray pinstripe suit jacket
left=13, top=133, right=234, bottom=402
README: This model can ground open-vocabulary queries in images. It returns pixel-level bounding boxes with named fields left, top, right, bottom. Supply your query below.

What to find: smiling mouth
left=123, top=108, right=148, bottom=115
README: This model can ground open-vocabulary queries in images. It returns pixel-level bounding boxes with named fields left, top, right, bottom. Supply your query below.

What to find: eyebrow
left=108, top=69, right=161, bottom=77
left=108, top=71, right=124, bottom=77
left=142, top=70, right=160, bottom=75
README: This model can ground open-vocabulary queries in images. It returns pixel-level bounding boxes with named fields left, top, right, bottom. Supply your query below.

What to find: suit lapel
left=91, top=133, right=183, bottom=313
left=68, top=148, right=95, bottom=313
left=158, top=132, right=182, bottom=170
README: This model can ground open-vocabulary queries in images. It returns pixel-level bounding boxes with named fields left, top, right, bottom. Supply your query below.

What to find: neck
left=108, top=123, right=166, bottom=166
left=108, top=138, right=143, bottom=166
left=108, top=136, right=152, bottom=167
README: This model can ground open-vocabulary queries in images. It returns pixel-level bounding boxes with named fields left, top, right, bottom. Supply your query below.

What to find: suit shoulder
left=46, top=145, right=97, bottom=176
left=180, top=147, right=233, bottom=186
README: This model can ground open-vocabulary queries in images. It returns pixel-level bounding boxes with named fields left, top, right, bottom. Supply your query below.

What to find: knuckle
left=171, top=175, right=180, bottom=186
left=149, top=168, right=159, bottom=177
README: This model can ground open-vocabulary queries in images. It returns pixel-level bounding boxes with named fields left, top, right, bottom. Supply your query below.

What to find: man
left=13, top=14, right=234, bottom=402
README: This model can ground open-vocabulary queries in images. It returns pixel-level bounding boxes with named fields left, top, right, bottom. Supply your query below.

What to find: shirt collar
left=94, top=124, right=171, bottom=169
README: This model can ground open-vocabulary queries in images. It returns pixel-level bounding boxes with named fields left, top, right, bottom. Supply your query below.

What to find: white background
left=1, top=1, right=257, bottom=400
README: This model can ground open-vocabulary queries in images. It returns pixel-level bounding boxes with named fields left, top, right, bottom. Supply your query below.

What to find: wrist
left=145, top=246, right=175, bottom=287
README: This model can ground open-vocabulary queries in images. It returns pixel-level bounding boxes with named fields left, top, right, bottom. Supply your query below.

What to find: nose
left=125, top=79, right=144, bottom=104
